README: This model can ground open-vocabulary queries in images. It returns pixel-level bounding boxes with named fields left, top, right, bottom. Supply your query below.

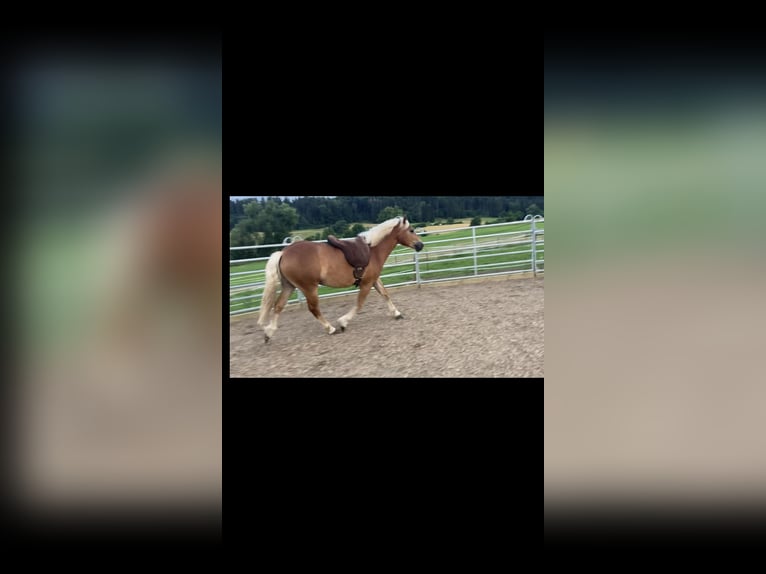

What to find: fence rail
left=229, top=217, right=544, bottom=316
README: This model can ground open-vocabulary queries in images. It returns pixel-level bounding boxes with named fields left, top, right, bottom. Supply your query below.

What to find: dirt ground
left=229, top=275, right=544, bottom=378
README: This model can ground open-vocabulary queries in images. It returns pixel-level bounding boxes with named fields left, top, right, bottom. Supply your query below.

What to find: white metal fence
left=230, top=216, right=544, bottom=316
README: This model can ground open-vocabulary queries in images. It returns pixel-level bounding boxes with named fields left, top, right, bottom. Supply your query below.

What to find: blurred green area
left=16, top=61, right=221, bottom=216
left=545, top=110, right=766, bottom=272
left=545, top=96, right=766, bottom=505
left=20, top=223, right=95, bottom=353
left=9, top=45, right=222, bottom=522
left=14, top=57, right=221, bottom=357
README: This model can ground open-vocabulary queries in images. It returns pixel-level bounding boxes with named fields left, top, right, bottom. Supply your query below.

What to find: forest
left=230, top=195, right=543, bottom=236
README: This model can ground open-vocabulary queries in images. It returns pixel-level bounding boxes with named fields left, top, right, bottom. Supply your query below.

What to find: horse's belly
left=319, top=266, right=354, bottom=288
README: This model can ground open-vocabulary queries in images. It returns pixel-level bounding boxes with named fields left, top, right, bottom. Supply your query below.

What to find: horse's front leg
left=373, top=278, right=403, bottom=319
left=338, top=282, right=373, bottom=332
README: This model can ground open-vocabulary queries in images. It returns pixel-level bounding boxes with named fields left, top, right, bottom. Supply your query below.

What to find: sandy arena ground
left=230, top=275, right=543, bottom=378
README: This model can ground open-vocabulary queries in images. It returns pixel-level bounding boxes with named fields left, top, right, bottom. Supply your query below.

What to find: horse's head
left=395, top=216, right=424, bottom=252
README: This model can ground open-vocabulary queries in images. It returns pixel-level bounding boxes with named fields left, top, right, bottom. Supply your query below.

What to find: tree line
left=230, top=195, right=543, bottom=260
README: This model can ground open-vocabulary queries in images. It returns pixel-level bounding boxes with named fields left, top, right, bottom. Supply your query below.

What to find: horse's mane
left=359, top=216, right=406, bottom=247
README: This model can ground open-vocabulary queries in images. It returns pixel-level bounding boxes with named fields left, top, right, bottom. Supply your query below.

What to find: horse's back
left=281, top=241, right=331, bottom=282
left=282, top=240, right=320, bottom=270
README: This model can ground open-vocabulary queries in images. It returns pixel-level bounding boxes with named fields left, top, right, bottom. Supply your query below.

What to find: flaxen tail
left=257, top=251, right=283, bottom=326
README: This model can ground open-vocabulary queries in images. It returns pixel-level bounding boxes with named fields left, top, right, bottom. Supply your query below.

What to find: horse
left=257, top=216, right=424, bottom=342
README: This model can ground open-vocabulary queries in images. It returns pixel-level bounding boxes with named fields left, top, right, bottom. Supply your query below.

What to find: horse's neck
left=371, top=234, right=398, bottom=263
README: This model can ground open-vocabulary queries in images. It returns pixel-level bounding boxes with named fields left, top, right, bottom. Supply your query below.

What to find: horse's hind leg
left=338, top=282, right=373, bottom=331
left=373, top=278, right=403, bottom=319
left=304, top=287, right=336, bottom=335
left=263, top=282, right=295, bottom=342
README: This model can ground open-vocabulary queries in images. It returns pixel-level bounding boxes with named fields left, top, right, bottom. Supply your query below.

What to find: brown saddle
left=327, top=235, right=371, bottom=287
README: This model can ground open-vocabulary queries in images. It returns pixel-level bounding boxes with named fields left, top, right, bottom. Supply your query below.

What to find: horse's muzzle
left=414, top=242, right=424, bottom=251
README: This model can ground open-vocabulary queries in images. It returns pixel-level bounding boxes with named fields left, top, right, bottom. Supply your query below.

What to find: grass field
left=230, top=220, right=544, bottom=315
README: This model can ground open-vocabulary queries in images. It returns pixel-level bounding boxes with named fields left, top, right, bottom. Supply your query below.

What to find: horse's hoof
left=340, top=325, right=346, bottom=332
left=395, top=314, right=404, bottom=320
left=264, top=335, right=270, bottom=344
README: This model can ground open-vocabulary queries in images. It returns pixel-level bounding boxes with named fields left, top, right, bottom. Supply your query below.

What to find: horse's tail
left=258, top=250, right=283, bottom=326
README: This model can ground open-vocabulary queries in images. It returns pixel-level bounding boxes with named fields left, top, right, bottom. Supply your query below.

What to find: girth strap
left=353, top=266, right=365, bottom=287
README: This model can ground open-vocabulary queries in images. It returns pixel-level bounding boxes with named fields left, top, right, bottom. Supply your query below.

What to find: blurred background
left=545, top=38, right=766, bottom=522
left=5, top=35, right=221, bottom=535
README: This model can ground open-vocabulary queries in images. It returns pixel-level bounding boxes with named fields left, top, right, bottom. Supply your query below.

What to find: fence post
left=472, top=225, right=478, bottom=276
left=415, top=251, right=421, bottom=287
left=531, top=218, right=537, bottom=277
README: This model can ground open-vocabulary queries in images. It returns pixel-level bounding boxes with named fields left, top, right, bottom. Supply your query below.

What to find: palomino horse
left=257, top=216, right=424, bottom=342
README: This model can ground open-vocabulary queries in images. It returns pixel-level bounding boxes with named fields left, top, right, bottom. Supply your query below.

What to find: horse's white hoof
left=327, top=326, right=336, bottom=335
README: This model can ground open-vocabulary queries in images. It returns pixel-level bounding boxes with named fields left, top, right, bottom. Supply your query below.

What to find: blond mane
left=359, top=216, right=406, bottom=247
